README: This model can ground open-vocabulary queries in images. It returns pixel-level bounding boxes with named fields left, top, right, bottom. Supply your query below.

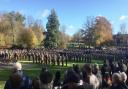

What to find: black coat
left=110, top=83, right=128, bottom=89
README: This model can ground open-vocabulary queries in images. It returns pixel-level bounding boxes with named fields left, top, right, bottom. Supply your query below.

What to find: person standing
left=4, top=62, right=32, bottom=89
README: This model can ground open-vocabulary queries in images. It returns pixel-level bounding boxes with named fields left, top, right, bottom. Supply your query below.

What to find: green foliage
left=44, top=9, right=60, bottom=48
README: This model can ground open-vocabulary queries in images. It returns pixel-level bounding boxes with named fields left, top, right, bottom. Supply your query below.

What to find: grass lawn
left=0, top=59, right=103, bottom=89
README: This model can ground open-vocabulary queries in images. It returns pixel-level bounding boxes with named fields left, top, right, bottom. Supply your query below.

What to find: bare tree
left=120, top=23, right=127, bottom=34
left=120, top=23, right=127, bottom=46
left=81, top=16, right=96, bottom=47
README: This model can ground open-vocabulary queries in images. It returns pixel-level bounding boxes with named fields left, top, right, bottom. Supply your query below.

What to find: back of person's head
left=104, top=73, right=110, bottom=79
left=39, top=69, right=53, bottom=89
left=12, top=62, right=24, bottom=79
left=82, top=69, right=90, bottom=83
left=62, top=69, right=82, bottom=89
left=121, top=64, right=127, bottom=72
left=53, top=70, right=61, bottom=88
left=112, top=73, right=121, bottom=85
left=83, top=64, right=92, bottom=75
left=120, top=72, right=127, bottom=83
left=73, top=64, right=81, bottom=75
left=93, top=63, right=99, bottom=74
left=13, top=62, right=22, bottom=72
left=39, top=69, right=53, bottom=84
left=64, top=68, right=80, bottom=84
left=32, top=77, right=40, bottom=89
left=10, top=73, right=22, bottom=89
left=55, top=70, right=61, bottom=80
left=41, top=66, right=47, bottom=72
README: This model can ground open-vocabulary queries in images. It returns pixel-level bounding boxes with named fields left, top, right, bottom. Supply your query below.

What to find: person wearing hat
left=4, top=62, right=32, bottom=89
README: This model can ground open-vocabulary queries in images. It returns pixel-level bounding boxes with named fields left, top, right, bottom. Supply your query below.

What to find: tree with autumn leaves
left=0, top=10, right=114, bottom=48
left=0, top=10, right=71, bottom=49
left=0, top=11, right=25, bottom=47
left=81, top=16, right=113, bottom=46
left=95, top=16, right=113, bottom=45
left=0, top=11, right=45, bottom=48
left=17, top=29, right=38, bottom=48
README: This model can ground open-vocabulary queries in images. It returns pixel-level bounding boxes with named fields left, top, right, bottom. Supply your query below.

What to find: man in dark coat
left=4, top=62, right=32, bottom=89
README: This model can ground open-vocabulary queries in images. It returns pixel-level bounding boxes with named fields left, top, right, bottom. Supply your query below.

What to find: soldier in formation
left=0, top=47, right=128, bottom=67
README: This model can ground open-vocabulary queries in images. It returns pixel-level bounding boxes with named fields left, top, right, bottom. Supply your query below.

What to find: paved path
left=0, top=62, right=13, bottom=70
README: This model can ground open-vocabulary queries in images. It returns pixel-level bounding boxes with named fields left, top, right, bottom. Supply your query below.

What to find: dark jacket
left=62, top=82, right=93, bottom=89
left=4, top=74, right=31, bottom=89
left=110, top=83, right=128, bottom=89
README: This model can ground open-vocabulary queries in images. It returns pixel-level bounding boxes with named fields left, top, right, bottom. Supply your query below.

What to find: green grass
left=0, top=59, right=103, bottom=89
left=0, top=81, right=5, bottom=89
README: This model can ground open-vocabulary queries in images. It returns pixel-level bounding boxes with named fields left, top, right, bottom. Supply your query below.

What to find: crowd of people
left=1, top=48, right=128, bottom=89
left=0, top=48, right=92, bottom=65
left=4, top=59, right=128, bottom=89
left=0, top=47, right=128, bottom=65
